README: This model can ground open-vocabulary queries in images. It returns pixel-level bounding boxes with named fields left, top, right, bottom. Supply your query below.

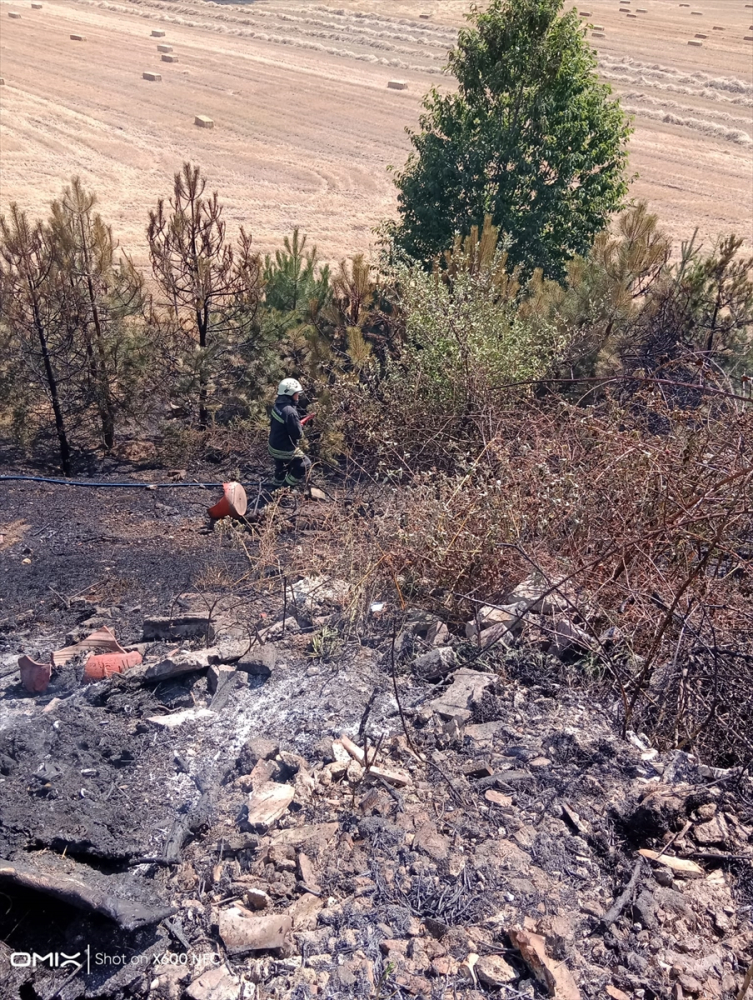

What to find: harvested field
left=0, top=0, right=751, bottom=266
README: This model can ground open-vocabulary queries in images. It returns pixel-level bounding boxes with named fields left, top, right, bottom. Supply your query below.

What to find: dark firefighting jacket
left=268, top=395, right=304, bottom=459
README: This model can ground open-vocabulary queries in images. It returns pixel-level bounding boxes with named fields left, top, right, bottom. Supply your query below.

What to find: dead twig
left=599, top=857, right=643, bottom=930
left=738, top=961, right=753, bottom=1000
left=390, top=620, right=416, bottom=754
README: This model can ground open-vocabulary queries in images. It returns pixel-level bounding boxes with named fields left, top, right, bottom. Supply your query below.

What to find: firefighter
left=268, top=378, right=312, bottom=488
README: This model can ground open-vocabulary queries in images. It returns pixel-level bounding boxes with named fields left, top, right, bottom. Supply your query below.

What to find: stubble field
left=0, top=0, right=751, bottom=266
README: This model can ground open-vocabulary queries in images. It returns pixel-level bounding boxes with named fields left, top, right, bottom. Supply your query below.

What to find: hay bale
left=626, top=12, right=637, bottom=17
left=151, top=29, right=165, bottom=37
left=712, top=26, right=725, bottom=30
left=387, top=79, right=408, bottom=90
left=0, top=78, right=5, bottom=86
left=142, top=71, right=162, bottom=81
left=195, top=115, right=214, bottom=128
left=636, top=7, right=647, bottom=11
left=157, top=43, right=172, bottom=52
left=8, top=11, right=22, bottom=18
left=579, top=10, right=592, bottom=16
left=419, top=13, right=431, bottom=18
left=592, top=24, right=604, bottom=30
left=70, top=33, right=85, bottom=40
left=690, top=10, right=702, bottom=14
left=688, top=39, right=702, bottom=46
left=695, top=32, right=707, bottom=38
left=591, top=31, right=605, bottom=37
left=745, top=35, right=753, bottom=41
left=161, top=53, right=178, bottom=62
left=31, top=3, right=43, bottom=8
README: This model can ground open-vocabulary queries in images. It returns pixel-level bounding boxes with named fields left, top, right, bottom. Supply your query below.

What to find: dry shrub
left=316, top=391, right=752, bottom=766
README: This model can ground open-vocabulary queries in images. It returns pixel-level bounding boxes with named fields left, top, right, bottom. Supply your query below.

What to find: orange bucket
left=208, top=481, right=247, bottom=519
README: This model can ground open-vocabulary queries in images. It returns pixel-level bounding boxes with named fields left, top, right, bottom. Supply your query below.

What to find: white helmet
left=278, top=377, right=303, bottom=397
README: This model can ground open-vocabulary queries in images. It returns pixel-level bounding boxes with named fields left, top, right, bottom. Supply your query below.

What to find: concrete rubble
left=0, top=572, right=750, bottom=999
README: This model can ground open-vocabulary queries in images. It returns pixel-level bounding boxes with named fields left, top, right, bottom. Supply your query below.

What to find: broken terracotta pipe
left=19, top=655, right=52, bottom=694
left=83, top=649, right=143, bottom=683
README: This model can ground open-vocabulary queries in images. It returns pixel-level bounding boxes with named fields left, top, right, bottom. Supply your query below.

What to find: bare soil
left=0, top=0, right=751, bottom=267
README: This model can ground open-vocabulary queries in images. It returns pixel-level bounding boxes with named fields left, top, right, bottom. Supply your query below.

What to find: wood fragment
left=600, top=858, right=642, bottom=928
left=638, top=849, right=704, bottom=875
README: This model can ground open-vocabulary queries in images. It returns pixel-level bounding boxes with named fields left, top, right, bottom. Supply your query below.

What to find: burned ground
left=0, top=476, right=752, bottom=1000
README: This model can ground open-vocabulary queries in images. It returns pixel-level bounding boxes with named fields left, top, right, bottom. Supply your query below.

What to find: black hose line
left=0, top=475, right=224, bottom=489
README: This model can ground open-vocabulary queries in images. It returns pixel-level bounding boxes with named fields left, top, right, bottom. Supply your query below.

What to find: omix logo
left=10, top=948, right=91, bottom=973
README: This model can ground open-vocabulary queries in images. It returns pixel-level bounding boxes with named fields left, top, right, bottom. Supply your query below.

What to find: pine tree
left=49, top=178, right=143, bottom=451
left=0, top=205, right=73, bottom=474
left=147, top=163, right=262, bottom=429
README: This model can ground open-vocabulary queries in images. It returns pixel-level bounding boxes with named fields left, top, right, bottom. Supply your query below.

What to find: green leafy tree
left=391, top=0, right=632, bottom=278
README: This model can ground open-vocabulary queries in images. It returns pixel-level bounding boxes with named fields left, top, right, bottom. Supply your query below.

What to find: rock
left=246, top=782, right=295, bottom=833
left=291, top=575, right=349, bottom=611
left=678, top=974, right=703, bottom=994
left=413, top=646, right=457, bottom=680
left=476, top=954, right=516, bottom=986
left=431, top=955, right=459, bottom=976
left=413, top=822, right=450, bottom=861
left=218, top=906, right=292, bottom=955
left=147, top=707, right=215, bottom=729
left=236, top=644, right=277, bottom=677
left=366, top=765, right=411, bottom=788
left=654, top=868, right=674, bottom=887
left=380, top=938, right=409, bottom=956
left=142, top=595, right=215, bottom=641
left=142, top=648, right=218, bottom=682
left=465, top=720, right=504, bottom=749
left=428, top=668, right=495, bottom=723
left=466, top=605, right=521, bottom=641
left=236, top=737, right=280, bottom=774
left=509, top=926, right=581, bottom=999
left=632, top=889, right=658, bottom=929
left=475, top=619, right=517, bottom=650
left=287, top=891, right=323, bottom=930
left=549, top=619, right=591, bottom=658
left=605, top=987, right=630, bottom=1000
left=207, top=664, right=236, bottom=694
left=485, top=789, right=512, bottom=807
left=297, top=852, right=320, bottom=891
left=696, top=802, right=717, bottom=821
left=269, top=822, right=340, bottom=852
left=530, top=756, right=551, bottom=768
left=508, top=573, right=570, bottom=615
left=244, top=888, right=270, bottom=911
left=185, top=966, right=240, bottom=1000
left=693, top=812, right=730, bottom=846
left=425, top=621, right=449, bottom=646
